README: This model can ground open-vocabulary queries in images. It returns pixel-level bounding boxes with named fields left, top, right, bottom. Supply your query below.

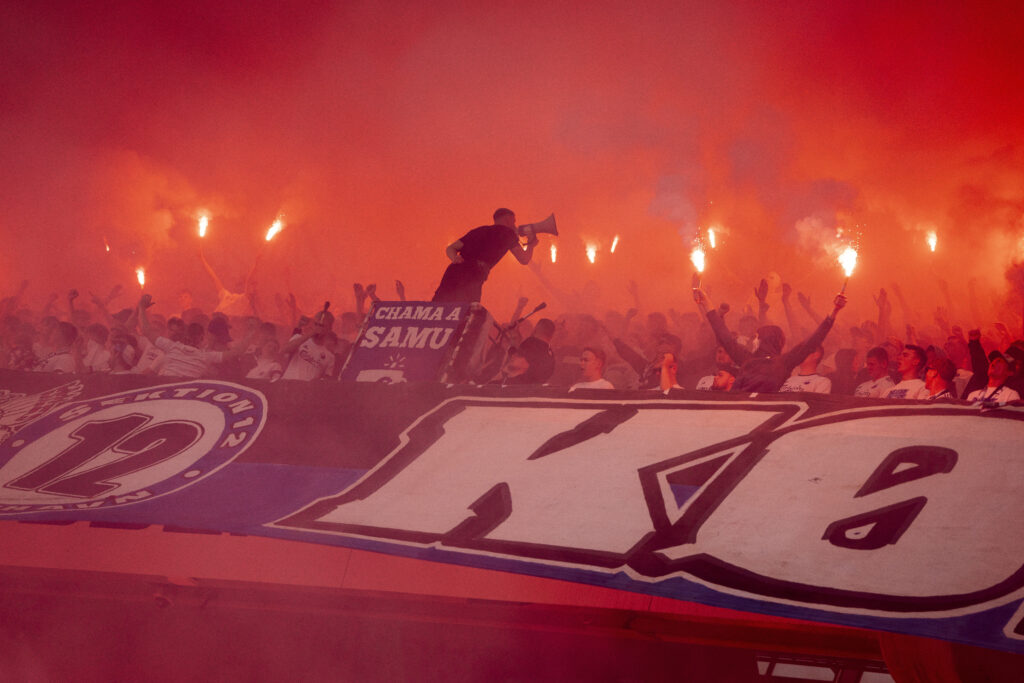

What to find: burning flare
left=265, top=218, right=284, bottom=242
left=103, top=236, right=110, bottom=253
left=707, top=228, right=716, bottom=249
left=550, top=244, right=557, bottom=263
left=610, top=235, right=620, bottom=253
left=585, top=243, right=597, bottom=264
left=198, top=215, right=209, bottom=238
left=690, top=246, right=706, bottom=273
left=838, top=246, right=858, bottom=277
left=927, top=230, right=937, bottom=252
left=136, top=267, right=146, bottom=288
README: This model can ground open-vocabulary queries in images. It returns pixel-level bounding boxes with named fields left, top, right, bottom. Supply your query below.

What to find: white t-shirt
left=132, top=337, right=166, bottom=375
left=855, top=376, right=895, bottom=398
left=779, top=373, right=832, bottom=394
left=282, top=335, right=335, bottom=381
left=953, top=368, right=973, bottom=399
left=967, top=385, right=1022, bottom=405
left=695, top=375, right=714, bottom=391
left=245, top=357, right=284, bottom=382
left=35, top=351, right=75, bottom=373
left=154, top=337, right=223, bottom=379
left=883, top=379, right=929, bottom=400
left=82, top=339, right=111, bottom=373
left=569, top=378, right=615, bottom=391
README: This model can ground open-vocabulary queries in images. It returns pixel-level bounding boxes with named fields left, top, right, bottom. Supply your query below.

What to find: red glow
left=0, top=4, right=1021, bottom=322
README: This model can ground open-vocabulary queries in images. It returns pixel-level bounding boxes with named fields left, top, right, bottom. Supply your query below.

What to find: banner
left=2, top=369, right=1023, bottom=653
left=340, top=301, right=470, bottom=383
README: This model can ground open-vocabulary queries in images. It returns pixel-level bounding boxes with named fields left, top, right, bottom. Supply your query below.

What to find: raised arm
left=796, top=291, right=821, bottom=323
left=89, top=291, right=115, bottom=327
left=353, top=283, right=369, bottom=321
left=781, top=282, right=804, bottom=339
left=753, top=278, right=770, bottom=325
left=782, top=294, right=847, bottom=371
left=695, top=287, right=750, bottom=366
left=283, top=317, right=314, bottom=356
left=137, top=295, right=158, bottom=344
left=42, top=292, right=59, bottom=317
left=874, top=288, right=892, bottom=340
left=199, top=246, right=227, bottom=294
left=243, top=250, right=264, bottom=292
left=509, top=238, right=536, bottom=265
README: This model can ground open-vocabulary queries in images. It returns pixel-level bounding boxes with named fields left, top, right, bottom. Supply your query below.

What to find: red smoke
left=1, top=1, right=1022, bottom=326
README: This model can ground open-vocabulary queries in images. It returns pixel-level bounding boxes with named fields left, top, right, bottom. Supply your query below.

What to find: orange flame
left=550, top=244, right=557, bottom=263
left=103, top=236, right=110, bottom=253
left=610, top=235, right=620, bottom=253
left=927, top=231, right=937, bottom=252
left=838, top=247, right=858, bottom=277
left=198, top=215, right=209, bottom=238
left=690, top=246, right=706, bottom=273
left=707, top=228, right=716, bottom=249
left=136, top=267, right=145, bottom=288
left=265, top=218, right=284, bottom=242
left=585, top=243, right=597, bottom=264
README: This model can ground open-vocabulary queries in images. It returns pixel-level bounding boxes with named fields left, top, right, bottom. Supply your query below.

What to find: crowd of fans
left=2, top=276, right=1023, bottom=407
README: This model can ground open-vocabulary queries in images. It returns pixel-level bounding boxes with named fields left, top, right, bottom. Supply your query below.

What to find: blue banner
left=339, top=301, right=470, bottom=383
left=1, top=369, right=1023, bottom=654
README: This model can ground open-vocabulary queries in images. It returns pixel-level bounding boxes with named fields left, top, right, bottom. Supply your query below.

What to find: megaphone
left=518, top=213, right=558, bottom=240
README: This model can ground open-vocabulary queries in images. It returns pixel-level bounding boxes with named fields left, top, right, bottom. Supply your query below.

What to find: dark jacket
left=706, top=312, right=836, bottom=393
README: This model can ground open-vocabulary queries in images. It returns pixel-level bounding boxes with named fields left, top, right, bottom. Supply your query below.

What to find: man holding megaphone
left=431, top=208, right=557, bottom=303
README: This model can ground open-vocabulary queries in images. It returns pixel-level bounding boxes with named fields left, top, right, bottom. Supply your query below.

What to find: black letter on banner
left=528, top=406, right=639, bottom=460
left=823, top=497, right=928, bottom=550
left=855, top=446, right=957, bottom=498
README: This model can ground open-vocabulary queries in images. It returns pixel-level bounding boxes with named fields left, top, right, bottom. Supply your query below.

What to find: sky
left=1, top=0, right=1023, bottom=326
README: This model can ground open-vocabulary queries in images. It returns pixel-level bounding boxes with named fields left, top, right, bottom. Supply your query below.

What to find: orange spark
left=198, top=215, right=209, bottom=238
left=550, top=244, right=557, bottom=263
left=610, top=235, right=620, bottom=253
left=136, top=267, right=146, bottom=288
left=585, top=243, right=597, bottom=264
left=707, top=228, right=716, bottom=249
left=103, top=236, right=110, bottom=253
left=927, top=231, right=937, bottom=252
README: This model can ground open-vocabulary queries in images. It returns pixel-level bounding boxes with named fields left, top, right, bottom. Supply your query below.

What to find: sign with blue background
left=339, top=301, right=469, bottom=383
left=2, top=370, right=1023, bottom=654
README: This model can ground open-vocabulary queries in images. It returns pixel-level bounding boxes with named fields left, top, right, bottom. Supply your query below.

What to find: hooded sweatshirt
left=706, top=314, right=836, bottom=393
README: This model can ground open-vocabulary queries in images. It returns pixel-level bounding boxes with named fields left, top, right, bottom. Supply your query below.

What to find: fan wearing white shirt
left=854, top=347, right=895, bottom=398
left=967, top=351, right=1022, bottom=406
left=569, top=347, right=614, bottom=391
left=779, top=345, right=832, bottom=394
left=883, top=345, right=930, bottom=400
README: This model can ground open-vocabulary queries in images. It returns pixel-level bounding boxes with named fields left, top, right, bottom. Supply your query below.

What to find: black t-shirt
left=459, top=225, right=519, bottom=269
left=519, top=336, right=555, bottom=384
